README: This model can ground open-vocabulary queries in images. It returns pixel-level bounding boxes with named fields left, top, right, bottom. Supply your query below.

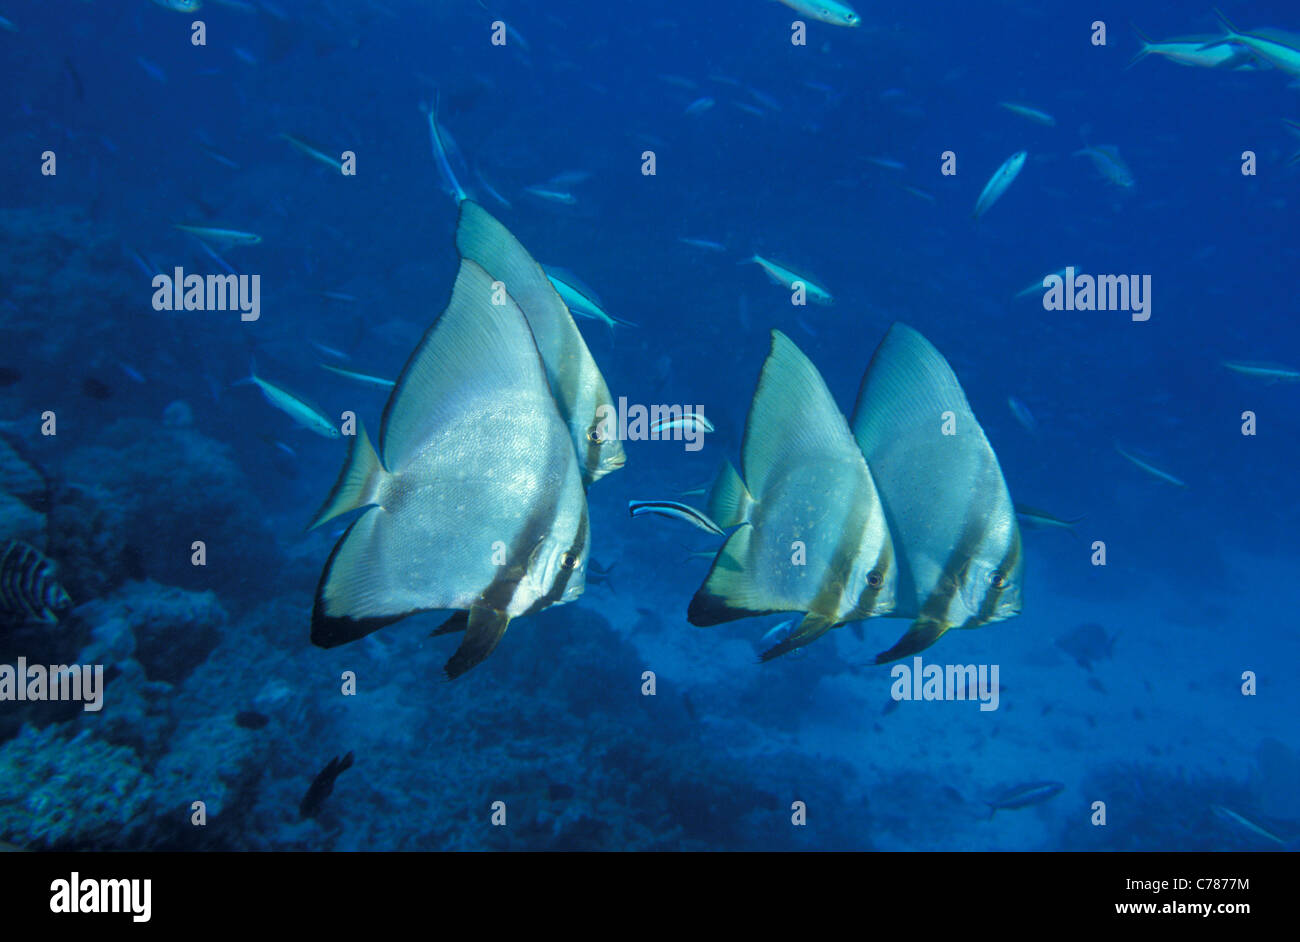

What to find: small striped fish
left=627, top=500, right=725, bottom=536
left=0, top=541, right=71, bottom=625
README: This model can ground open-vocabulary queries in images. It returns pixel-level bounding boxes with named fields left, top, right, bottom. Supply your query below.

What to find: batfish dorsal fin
left=851, top=322, right=981, bottom=458
left=379, top=258, right=549, bottom=471
left=445, top=604, right=511, bottom=679
left=741, top=330, right=862, bottom=499
left=454, top=200, right=623, bottom=484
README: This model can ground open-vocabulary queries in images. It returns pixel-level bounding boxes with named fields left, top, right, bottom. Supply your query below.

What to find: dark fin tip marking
left=431, top=610, right=470, bottom=636
left=687, top=589, right=775, bottom=627
left=311, top=609, right=404, bottom=649
left=443, top=605, right=510, bottom=679
left=759, top=613, right=834, bottom=662
left=874, top=619, right=949, bottom=665
left=309, top=515, right=411, bottom=647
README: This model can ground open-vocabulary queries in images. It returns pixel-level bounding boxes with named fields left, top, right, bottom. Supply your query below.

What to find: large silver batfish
left=850, top=322, right=1022, bottom=663
left=689, top=330, right=896, bottom=660
left=454, top=200, right=626, bottom=487
left=310, top=259, right=589, bottom=678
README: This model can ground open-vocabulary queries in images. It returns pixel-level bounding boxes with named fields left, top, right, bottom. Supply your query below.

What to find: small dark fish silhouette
left=234, top=710, right=269, bottom=730
left=681, top=693, right=698, bottom=723
left=1055, top=622, right=1116, bottom=671
left=62, top=57, right=85, bottom=103
left=0, top=367, right=21, bottom=387
left=587, top=559, right=616, bottom=592
left=299, top=752, right=354, bottom=820
left=81, top=377, right=112, bottom=400
left=985, top=781, right=1064, bottom=818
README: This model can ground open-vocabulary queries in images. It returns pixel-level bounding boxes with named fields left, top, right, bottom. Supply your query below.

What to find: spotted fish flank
left=0, top=540, right=71, bottom=625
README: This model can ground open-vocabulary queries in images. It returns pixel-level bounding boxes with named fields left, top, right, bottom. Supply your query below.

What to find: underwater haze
left=0, top=0, right=1297, bottom=851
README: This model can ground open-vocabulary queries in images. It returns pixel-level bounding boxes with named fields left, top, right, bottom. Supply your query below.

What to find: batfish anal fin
left=874, top=618, right=951, bottom=664
left=444, top=604, right=511, bottom=679
left=759, top=612, right=835, bottom=662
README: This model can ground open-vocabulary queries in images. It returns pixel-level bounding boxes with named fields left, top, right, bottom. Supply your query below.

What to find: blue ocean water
left=0, top=0, right=1297, bottom=850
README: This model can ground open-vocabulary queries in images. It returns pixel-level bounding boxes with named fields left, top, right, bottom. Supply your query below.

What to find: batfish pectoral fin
left=759, top=612, right=836, bottom=662
left=431, top=611, right=469, bottom=636
left=874, top=618, right=950, bottom=664
left=444, top=604, right=511, bottom=679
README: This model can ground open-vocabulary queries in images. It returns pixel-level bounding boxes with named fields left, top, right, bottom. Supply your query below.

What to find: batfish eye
left=560, top=551, right=579, bottom=570
left=989, top=571, right=1006, bottom=589
left=866, top=570, right=883, bottom=589
left=586, top=425, right=603, bottom=444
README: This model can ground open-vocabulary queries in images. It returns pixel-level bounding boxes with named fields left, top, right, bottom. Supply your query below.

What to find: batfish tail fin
left=311, top=509, right=417, bottom=648
left=706, top=460, right=753, bottom=529
left=760, top=612, right=835, bottom=662
left=874, top=618, right=951, bottom=664
left=308, top=421, right=384, bottom=530
left=687, top=525, right=777, bottom=626
left=444, top=604, right=511, bottom=679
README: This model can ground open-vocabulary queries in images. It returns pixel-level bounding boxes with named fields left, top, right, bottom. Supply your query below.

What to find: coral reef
left=0, top=724, right=150, bottom=850
left=51, top=420, right=280, bottom=604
